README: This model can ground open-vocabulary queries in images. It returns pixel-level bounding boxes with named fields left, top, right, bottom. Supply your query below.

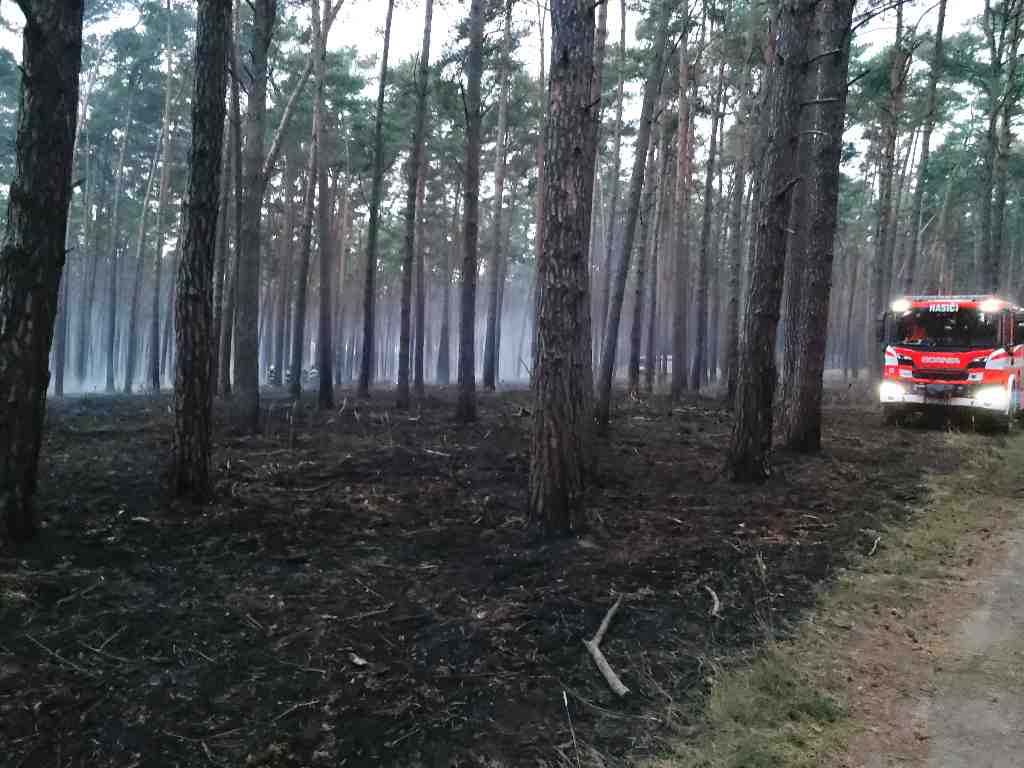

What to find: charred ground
left=0, top=386, right=968, bottom=767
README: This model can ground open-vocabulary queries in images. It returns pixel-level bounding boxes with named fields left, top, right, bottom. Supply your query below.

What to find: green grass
left=643, top=431, right=1024, bottom=768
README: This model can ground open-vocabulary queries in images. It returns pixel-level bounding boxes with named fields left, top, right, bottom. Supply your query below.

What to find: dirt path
left=912, top=523, right=1024, bottom=768
left=846, top=434, right=1024, bottom=768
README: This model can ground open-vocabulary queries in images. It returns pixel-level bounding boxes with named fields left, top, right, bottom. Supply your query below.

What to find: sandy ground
left=913, top=522, right=1024, bottom=768
left=848, top=436, right=1024, bottom=768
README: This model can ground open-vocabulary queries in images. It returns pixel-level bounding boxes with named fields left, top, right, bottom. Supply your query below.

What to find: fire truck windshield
left=895, top=308, right=998, bottom=350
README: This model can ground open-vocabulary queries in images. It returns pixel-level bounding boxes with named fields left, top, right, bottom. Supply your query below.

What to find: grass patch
left=646, top=430, right=1024, bottom=768
left=642, top=651, right=849, bottom=768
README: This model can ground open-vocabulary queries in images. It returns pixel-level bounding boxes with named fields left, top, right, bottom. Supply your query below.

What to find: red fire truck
left=878, top=295, right=1024, bottom=431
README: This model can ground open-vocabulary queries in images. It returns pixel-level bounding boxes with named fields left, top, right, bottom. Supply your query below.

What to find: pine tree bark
left=529, top=0, right=597, bottom=535
left=219, top=0, right=244, bottom=398
left=866, top=7, right=909, bottom=375
left=289, top=160, right=314, bottom=397
left=74, top=127, right=96, bottom=385
left=482, top=0, right=513, bottom=392
left=290, top=1, right=338, bottom=401
left=628, top=131, right=658, bottom=397
left=316, top=166, right=334, bottom=408
left=359, top=0, right=396, bottom=397
left=991, top=10, right=1022, bottom=293
left=905, top=0, right=945, bottom=297
left=456, top=0, right=484, bottom=423
left=233, top=0, right=276, bottom=426
left=313, top=1, right=345, bottom=408
left=148, top=3, right=178, bottom=392
left=779, top=0, right=855, bottom=452
left=595, top=0, right=671, bottom=431
left=161, top=244, right=179, bottom=376
left=671, top=10, right=692, bottom=400
left=124, top=129, right=164, bottom=393
left=529, top=0, right=548, bottom=381
left=105, top=86, right=136, bottom=393
left=645, top=116, right=671, bottom=394
left=210, top=116, right=231, bottom=394
left=398, top=0, right=434, bottom=408
left=172, top=0, right=229, bottom=501
left=598, top=0, right=627, bottom=356
left=437, top=182, right=460, bottom=385
left=413, top=159, right=427, bottom=396
left=270, top=155, right=298, bottom=385
left=725, top=98, right=752, bottom=401
left=54, top=273, right=68, bottom=397
left=727, top=0, right=813, bottom=482
left=690, top=61, right=725, bottom=391
left=0, top=0, right=83, bottom=544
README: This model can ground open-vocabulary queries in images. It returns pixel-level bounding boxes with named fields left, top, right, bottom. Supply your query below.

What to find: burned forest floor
left=1, top=384, right=1013, bottom=767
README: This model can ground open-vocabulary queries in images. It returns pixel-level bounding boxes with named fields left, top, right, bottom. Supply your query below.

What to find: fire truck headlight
left=976, top=386, right=1007, bottom=409
left=879, top=381, right=905, bottom=402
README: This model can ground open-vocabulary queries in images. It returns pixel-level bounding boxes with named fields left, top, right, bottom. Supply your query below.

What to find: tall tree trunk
left=291, top=1, right=339, bottom=402
left=599, top=0, right=627, bottom=356
left=482, top=0, right=513, bottom=392
left=148, top=2, right=178, bottom=392
left=105, top=86, right=136, bottom=393
left=456, top=0, right=484, bottom=422
left=124, top=129, right=164, bottom=393
left=271, top=155, right=298, bottom=385
left=727, top=0, right=813, bottom=482
left=314, top=0, right=343, bottom=408
left=645, top=117, right=671, bottom=394
left=316, top=166, right=333, bottom=408
left=779, top=0, right=855, bottom=452
left=233, top=0, right=276, bottom=427
left=991, top=14, right=1022, bottom=293
left=725, top=49, right=753, bottom=403
left=74, top=128, right=95, bottom=385
left=0, top=0, right=83, bottom=544
left=413, top=158, right=428, bottom=396
left=529, top=0, right=597, bottom=535
left=54, top=272, right=69, bottom=397
left=219, top=0, right=244, bottom=398
left=903, top=21, right=947, bottom=294
left=172, top=0, right=229, bottom=500
left=398, top=0, right=434, bottom=407
left=210, top=115, right=230, bottom=393
left=437, top=183, right=460, bottom=385
left=906, top=0, right=944, bottom=296
left=595, top=0, right=670, bottom=431
left=690, top=61, right=725, bottom=391
left=529, top=0, right=548, bottom=381
left=359, top=0, right=396, bottom=397
left=671, top=9, right=692, bottom=400
left=628, top=130, right=658, bottom=396
left=866, top=7, right=909, bottom=375
left=161, top=244, right=179, bottom=380
left=290, top=156, right=315, bottom=398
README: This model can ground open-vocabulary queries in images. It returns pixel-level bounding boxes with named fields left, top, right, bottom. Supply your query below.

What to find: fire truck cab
left=877, top=295, right=1024, bottom=431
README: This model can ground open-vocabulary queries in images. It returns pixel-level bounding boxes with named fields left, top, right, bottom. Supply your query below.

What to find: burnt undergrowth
left=0, top=385, right=953, bottom=767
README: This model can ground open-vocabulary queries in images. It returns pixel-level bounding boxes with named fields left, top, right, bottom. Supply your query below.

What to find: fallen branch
left=582, top=595, right=629, bottom=697
left=273, top=698, right=320, bottom=722
left=869, top=536, right=881, bottom=557
left=25, top=634, right=96, bottom=677
left=705, top=585, right=722, bottom=619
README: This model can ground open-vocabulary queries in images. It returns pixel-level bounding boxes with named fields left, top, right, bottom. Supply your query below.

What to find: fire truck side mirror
left=876, top=312, right=888, bottom=344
